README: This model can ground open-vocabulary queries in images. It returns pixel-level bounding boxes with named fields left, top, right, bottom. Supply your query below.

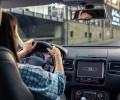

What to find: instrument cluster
left=32, top=52, right=53, bottom=63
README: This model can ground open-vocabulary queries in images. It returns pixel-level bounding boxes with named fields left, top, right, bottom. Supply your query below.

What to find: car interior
left=1, top=0, right=120, bottom=100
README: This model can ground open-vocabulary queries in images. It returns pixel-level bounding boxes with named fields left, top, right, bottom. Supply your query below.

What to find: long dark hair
left=0, top=12, right=19, bottom=62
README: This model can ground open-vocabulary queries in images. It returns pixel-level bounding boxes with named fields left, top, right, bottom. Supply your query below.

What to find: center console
left=71, top=58, right=108, bottom=100
left=71, top=88, right=108, bottom=100
left=75, top=58, right=106, bottom=84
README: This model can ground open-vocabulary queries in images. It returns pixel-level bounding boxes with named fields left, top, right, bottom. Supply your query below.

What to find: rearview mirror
left=71, top=9, right=106, bottom=20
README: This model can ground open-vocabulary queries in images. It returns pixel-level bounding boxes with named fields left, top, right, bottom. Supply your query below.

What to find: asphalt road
left=100, top=41, right=120, bottom=46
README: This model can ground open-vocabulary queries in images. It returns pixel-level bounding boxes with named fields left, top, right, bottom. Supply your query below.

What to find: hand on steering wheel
left=20, top=41, right=55, bottom=72
left=47, top=46, right=61, bottom=57
left=22, top=39, right=37, bottom=55
left=18, top=39, right=37, bottom=60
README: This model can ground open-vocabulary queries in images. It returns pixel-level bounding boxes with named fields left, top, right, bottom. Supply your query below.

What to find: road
left=100, top=41, right=120, bottom=46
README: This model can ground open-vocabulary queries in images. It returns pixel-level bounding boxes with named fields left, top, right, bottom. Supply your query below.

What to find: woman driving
left=0, top=12, right=66, bottom=100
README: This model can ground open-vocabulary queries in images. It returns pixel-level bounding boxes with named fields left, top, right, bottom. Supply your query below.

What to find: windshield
left=3, top=1, right=120, bottom=46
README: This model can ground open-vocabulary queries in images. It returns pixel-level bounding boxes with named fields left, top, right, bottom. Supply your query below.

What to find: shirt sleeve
left=17, top=63, right=66, bottom=100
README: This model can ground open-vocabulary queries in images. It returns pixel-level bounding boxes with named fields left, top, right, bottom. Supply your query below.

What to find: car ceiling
left=1, top=0, right=62, bottom=8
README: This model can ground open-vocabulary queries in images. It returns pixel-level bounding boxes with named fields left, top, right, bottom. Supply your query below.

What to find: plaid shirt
left=17, top=63, right=66, bottom=100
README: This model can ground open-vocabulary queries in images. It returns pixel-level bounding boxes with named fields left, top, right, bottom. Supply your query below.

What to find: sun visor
left=1, top=0, right=61, bottom=8
left=63, top=0, right=104, bottom=6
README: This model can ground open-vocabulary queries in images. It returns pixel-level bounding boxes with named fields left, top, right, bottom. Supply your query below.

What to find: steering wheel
left=21, top=41, right=55, bottom=73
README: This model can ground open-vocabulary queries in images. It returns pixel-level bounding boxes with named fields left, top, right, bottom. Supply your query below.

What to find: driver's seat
left=0, top=46, right=35, bottom=100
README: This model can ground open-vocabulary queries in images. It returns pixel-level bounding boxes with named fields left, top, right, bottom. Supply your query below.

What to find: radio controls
left=98, top=93, right=103, bottom=98
left=87, top=78, right=91, bottom=82
left=81, top=97, right=86, bottom=100
left=76, top=77, right=103, bottom=84
left=72, top=89, right=106, bottom=100
left=76, top=91, right=81, bottom=96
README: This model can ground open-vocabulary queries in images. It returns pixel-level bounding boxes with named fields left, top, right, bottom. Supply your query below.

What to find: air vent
left=109, top=62, right=120, bottom=74
left=63, top=60, right=74, bottom=71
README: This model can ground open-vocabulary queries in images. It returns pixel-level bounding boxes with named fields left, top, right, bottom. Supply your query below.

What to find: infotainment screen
left=77, top=61, right=104, bottom=78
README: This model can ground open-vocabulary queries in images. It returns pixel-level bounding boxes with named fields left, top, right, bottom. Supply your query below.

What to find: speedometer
left=32, top=52, right=44, bottom=58
left=31, top=52, right=53, bottom=63
left=43, top=52, right=53, bottom=63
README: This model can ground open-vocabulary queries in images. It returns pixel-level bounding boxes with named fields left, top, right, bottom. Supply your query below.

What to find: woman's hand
left=47, top=46, right=61, bottom=57
left=22, top=39, right=37, bottom=55
left=17, top=39, right=37, bottom=60
left=47, top=46, right=64, bottom=74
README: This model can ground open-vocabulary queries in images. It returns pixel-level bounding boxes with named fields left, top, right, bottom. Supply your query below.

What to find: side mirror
left=71, top=9, right=106, bottom=20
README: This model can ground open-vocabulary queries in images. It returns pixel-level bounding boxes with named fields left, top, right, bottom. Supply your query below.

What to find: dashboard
left=61, top=46, right=120, bottom=100
left=20, top=45, right=120, bottom=100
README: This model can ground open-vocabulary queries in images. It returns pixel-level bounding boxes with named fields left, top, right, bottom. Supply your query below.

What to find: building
left=3, top=0, right=120, bottom=45
left=64, top=0, right=120, bottom=45
left=3, top=3, right=65, bottom=44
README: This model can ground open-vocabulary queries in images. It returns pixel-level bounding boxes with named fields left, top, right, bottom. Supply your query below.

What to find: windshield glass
left=3, top=1, right=120, bottom=46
